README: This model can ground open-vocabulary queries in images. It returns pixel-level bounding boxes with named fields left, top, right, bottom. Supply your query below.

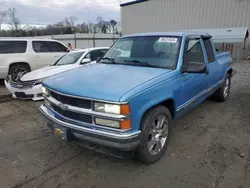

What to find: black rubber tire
left=9, top=64, right=30, bottom=81
left=213, top=73, right=231, bottom=102
left=135, top=105, right=172, bottom=164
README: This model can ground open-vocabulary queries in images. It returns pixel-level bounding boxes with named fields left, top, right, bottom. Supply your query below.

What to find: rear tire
left=213, top=73, right=231, bottom=102
left=9, top=64, right=30, bottom=82
left=135, top=105, right=172, bottom=164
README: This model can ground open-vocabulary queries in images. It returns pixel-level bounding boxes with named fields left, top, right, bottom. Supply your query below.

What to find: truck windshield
left=103, top=36, right=182, bottom=69
left=53, top=51, right=85, bottom=66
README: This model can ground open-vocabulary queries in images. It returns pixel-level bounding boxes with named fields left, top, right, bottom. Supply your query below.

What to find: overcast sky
left=0, top=0, right=131, bottom=26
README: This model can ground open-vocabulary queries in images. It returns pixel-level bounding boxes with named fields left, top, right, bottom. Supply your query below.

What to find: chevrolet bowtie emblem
left=16, top=84, right=23, bottom=88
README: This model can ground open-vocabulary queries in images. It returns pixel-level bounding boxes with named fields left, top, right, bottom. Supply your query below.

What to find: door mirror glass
left=81, top=58, right=91, bottom=64
left=186, top=62, right=207, bottom=73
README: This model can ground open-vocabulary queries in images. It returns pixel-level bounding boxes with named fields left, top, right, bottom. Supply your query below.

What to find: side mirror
left=185, top=62, right=208, bottom=74
left=81, top=58, right=91, bottom=64
left=96, top=57, right=102, bottom=62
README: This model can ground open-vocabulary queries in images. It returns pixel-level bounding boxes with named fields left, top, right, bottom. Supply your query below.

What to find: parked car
left=39, top=32, right=235, bottom=164
left=5, top=47, right=109, bottom=101
left=0, top=38, right=69, bottom=81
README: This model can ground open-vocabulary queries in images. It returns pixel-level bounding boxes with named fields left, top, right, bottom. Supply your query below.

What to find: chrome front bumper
left=39, top=104, right=141, bottom=151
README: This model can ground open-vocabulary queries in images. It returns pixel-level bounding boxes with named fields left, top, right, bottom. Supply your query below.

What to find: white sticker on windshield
left=158, top=37, right=178, bottom=43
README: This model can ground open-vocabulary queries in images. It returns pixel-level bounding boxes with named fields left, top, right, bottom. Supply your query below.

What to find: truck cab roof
left=121, top=31, right=212, bottom=38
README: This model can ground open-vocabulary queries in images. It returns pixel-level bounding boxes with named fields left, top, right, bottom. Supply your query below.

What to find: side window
left=32, top=41, right=49, bottom=53
left=49, top=42, right=68, bottom=52
left=185, top=38, right=205, bottom=64
left=89, top=50, right=103, bottom=61
left=203, top=39, right=215, bottom=63
left=0, top=41, right=27, bottom=54
left=32, top=41, right=67, bottom=53
left=100, top=49, right=109, bottom=57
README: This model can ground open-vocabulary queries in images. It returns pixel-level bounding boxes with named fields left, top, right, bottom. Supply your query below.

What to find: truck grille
left=52, top=104, right=93, bottom=124
left=9, top=80, right=37, bottom=89
left=50, top=91, right=92, bottom=109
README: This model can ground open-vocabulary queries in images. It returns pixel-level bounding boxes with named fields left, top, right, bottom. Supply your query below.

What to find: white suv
left=0, top=38, right=68, bottom=81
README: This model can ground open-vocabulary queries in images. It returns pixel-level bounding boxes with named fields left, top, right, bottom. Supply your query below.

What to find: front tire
left=9, top=64, right=30, bottom=82
left=136, top=105, right=172, bottom=164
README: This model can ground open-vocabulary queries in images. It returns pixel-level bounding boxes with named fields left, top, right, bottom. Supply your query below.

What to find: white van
left=0, top=38, right=68, bottom=81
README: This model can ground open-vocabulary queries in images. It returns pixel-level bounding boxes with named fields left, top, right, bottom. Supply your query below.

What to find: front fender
left=226, top=65, right=234, bottom=75
left=128, top=82, right=177, bottom=131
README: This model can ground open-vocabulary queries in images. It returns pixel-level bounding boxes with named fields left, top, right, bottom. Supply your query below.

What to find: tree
left=0, top=11, right=6, bottom=30
left=69, top=16, right=77, bottom=28
left=64, top=16, right=77, bottom=31
left=56, top=21, right=64, bottom=34
left=110, top=20, right=117, bottom=33
left=0, top=12, right=120, bottom=37
left=7, top=8, right=20, bottom=36
left=96, top=16, right=103, bottom=33
left=24, top=24, right=33, bottom=36
left=110, top=20, right=117, bottom=41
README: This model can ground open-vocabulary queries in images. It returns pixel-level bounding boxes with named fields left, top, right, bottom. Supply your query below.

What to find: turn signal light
left=120, top=104, right=130, bottom=114
left=120, top=119, right=131, bottom=130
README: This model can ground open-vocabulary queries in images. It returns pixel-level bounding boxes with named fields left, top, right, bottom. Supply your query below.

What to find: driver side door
left=176, top=36, right=209, bottom=114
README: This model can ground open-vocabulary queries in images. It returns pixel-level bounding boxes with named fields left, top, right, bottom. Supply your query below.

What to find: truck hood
left=43, top=63, right=171, bottom=102
left=21, top=64, right=80, bottom=81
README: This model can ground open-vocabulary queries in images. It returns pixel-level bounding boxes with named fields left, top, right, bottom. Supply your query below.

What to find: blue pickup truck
left=40, top=32, right=235, bottom=164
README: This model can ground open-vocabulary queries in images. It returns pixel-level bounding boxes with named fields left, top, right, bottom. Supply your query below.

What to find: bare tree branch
left=56, top=21, right=64, bottom=34
left=7, top=8, right=20, bottom=36
left=0, top=11, right=6, bottom=30
left=69, top=16, right=77, bottom=27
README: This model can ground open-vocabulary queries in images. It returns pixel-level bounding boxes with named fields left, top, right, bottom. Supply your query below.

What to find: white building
left=120, top=0, right=250, bottom=59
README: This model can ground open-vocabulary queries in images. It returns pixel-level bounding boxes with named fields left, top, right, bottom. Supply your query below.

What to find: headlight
left=42, top=87, right=50, bottom=97
left=93, top=102, right=130, bottom=114
left=94, top=102, right=120, bottom=114
left=34, top=79, right=43, bottom=85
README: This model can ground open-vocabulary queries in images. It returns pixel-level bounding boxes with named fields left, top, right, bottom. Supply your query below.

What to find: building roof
left=182, top=27, right=249, bottom=43
left=120, top=0, right=149, bottom=7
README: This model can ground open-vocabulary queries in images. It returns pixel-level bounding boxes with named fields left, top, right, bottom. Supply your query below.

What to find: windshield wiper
left=99, top=57, right=116, bottom=64
left=123, top=59, right=158, bottom=68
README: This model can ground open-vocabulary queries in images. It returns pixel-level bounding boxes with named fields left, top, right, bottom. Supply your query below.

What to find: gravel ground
left=0, top=61, right=250, bottom=188
left=0, top=79, right=8, bottom=96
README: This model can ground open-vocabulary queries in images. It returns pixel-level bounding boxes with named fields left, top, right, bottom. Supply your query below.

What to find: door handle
left=34, top=55, right=40, bottom=58
left=205, top=68, right=209, bottom=74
